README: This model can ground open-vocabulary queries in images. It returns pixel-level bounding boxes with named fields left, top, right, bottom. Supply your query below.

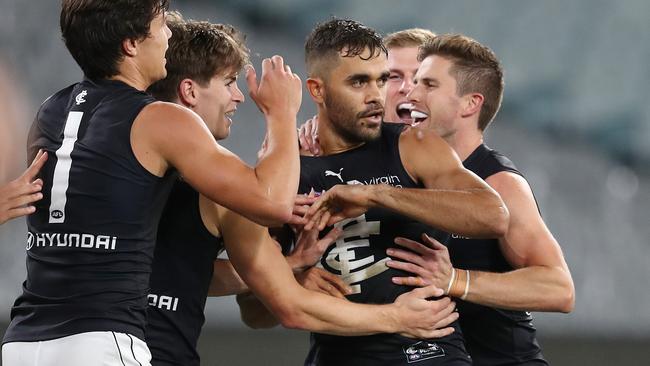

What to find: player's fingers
left=394, top=237, right=432, bottom=255
left=391, top=275, right=428, bottom=287
left=8, top=192, right=43, bottom=208
left=422, top=233, right=447, bottom=251
left=287, top=214, right=307, bottom=226
left=387, top=247, right=426, bottom=266
left=318, top=210, right=332, bottom=231
left=422, top=326, right=455, bottom=340
left=385, top=260, right=427, bottom=278
left=245, top=65, right=259, bottom=100
left=23, top=150, right=48, bottom=181
left=321, top=272, right=352, bottom=295
left=4, top=206, right=37, bottom=221
left=434, top=300, right=458, bottom=321
left=294, top=194, right=317, bottom=207
left=271, top=55, right=284, bottom=71
left=413, top=284, right=446, bottom=299
left=320, top=227, right=342, bottom=245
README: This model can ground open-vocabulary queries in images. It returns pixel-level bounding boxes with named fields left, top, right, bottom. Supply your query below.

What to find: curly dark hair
left=305, top=18, right=386, bottom=77
left=60, top=0, right=170, bottom=80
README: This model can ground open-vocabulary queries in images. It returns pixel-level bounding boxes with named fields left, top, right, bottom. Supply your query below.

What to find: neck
left=444, top=125, right=484, bottom=162
left=316, top=110, right=365, bottom=155
left=110, top=62, right=151, bottom=91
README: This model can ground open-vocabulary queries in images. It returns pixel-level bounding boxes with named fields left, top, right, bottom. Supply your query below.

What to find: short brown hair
left=419, top=34, right=504, bottom=131
left=60, top=0, right=169, bottom=80
left=383, top=28, right=436, bottom=49
left=305, top=18, right=387, bottom=78
left=148, top=12, right=249, bottom=102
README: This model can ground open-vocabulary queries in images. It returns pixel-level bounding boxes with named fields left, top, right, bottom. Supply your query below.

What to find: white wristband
left=460, top=270, right=470, bottom=300
left=445, top=268, right=456, bottom=295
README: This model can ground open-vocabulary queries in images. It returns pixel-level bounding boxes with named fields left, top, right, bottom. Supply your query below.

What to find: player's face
left=137, top=11, right=172, bottom=85
left=322, top=48, right=389, bottom=144
left=194, top=70, right=245, bottom=141
left=385, top=46, right=421, bottom=125
left=407, top=55, right=462, bottom=139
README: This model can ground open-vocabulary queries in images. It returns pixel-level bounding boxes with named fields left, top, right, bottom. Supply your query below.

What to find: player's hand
left=393, top=285, right=458, bottom=339
left=246, top=56, right=302, bottom=120
left=304, top=184, right=374, bottom=230
left=296, top=267, right=352, bottom=298
left=0, top=150, right=48, bottom=225
left=287, top=225, right=342, bottom=270
left=288, top=190, right=318, bottom=226
left=298, top=115, right=321, bottom=156
left=386, top=233, right=453, bottom=290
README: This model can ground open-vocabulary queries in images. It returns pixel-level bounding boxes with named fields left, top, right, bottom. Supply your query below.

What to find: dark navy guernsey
left=301, top=124, right=471, bottom=366
left=3, top=79, right=177, bottom=344
left=447, top=144, right=548, bottom=366
left=146, top=180, right=223, bottom=366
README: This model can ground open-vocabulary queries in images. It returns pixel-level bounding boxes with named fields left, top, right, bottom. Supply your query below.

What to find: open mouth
left=396, top=103, right=414, bottom=123
left=225, top=110, right=236, bottom=123
left=410, top=110, right=428, bottom=125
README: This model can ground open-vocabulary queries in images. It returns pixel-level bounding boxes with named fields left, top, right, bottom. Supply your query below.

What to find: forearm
left=208, top=259, right=249, bottom=296
left=370, top=184, right=508, bottom=238
left=255, top=114, right=300, bottom=217
left=236, top=292, right=280, bottom=329
left=460, top=266, right=574, bottom=312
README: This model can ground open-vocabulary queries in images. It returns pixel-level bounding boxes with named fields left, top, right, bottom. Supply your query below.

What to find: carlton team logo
left=318, top=214, right=385, bottom=294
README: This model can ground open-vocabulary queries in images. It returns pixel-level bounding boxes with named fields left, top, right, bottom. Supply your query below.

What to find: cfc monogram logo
left=318, top=214, right=384, bottom=294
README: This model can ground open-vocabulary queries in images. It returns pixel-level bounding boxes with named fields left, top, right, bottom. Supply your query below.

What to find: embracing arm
left=461, top=172, right=574, bottom=312
left=221, top=208, right=457, bottom=337
left=388, top=127, right=508, bottom=237
left=132, top=57, right=301, bottom=227
left=389, top=172, right=574, bottom=312
left=306, top=127, right=507, bottom=237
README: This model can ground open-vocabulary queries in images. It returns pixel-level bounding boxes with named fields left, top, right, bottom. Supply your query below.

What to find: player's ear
left=178, top=79, right=198, bottom=108
left=307, top=77, right=325, bottom=104
left=121, top=38, right=138, bottom=58
left=460, top=93, right=483, bottom=119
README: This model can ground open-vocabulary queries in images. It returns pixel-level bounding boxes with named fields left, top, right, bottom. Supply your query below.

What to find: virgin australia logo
left=325, top=168, right=344, bottom=182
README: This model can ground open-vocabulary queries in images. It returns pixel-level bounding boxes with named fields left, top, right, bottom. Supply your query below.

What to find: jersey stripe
left=49, top=111, right=83, bottom=223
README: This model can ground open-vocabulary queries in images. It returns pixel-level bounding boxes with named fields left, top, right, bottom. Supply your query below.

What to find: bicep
left=220, top=210, right=300, bottom=303
left=148, top=105, right=281, bottom=224
left=492, top=173, right=567, bottom=269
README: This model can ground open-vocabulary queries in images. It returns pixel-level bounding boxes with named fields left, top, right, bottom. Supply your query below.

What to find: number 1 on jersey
left=49, top=111, right=83, bottom=224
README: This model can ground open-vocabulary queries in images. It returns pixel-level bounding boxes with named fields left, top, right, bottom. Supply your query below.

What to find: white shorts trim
left=2, top=331, right=152, bottom=366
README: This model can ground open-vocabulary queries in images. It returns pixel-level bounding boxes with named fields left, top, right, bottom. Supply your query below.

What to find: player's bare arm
left=306, top=126, right=508, bottom=237
left=220, top=207, right=458, bottom=338
left=388, top=171, right=574, bottom=312
left=132, top=56, right=301, bottom=227
left=237, top=267, right=351, bottom=329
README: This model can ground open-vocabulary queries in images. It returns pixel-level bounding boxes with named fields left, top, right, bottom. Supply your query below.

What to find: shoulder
left=139, top=101, right=201, bottom=123
left=399, top=125, right=455, bottom=156
left=398, top=125, right=462, bottom=176
left=486, top=171, right=536, bottom=207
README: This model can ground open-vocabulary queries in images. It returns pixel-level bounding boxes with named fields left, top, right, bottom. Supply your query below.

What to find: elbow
left=491, top=203, right=510, bottom=237
left=275, top=305, right=308, bottom=330
left=256, top=203, right=293, bottom=227
left=479, top=198, right=509, bottom=237
left=557, top=281, right=575, bottom=313
left=545, top=272, right=575, bottom=313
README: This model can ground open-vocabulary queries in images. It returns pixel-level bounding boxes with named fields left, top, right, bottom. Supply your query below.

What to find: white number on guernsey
left=49, top=111, right=83, bottom=223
